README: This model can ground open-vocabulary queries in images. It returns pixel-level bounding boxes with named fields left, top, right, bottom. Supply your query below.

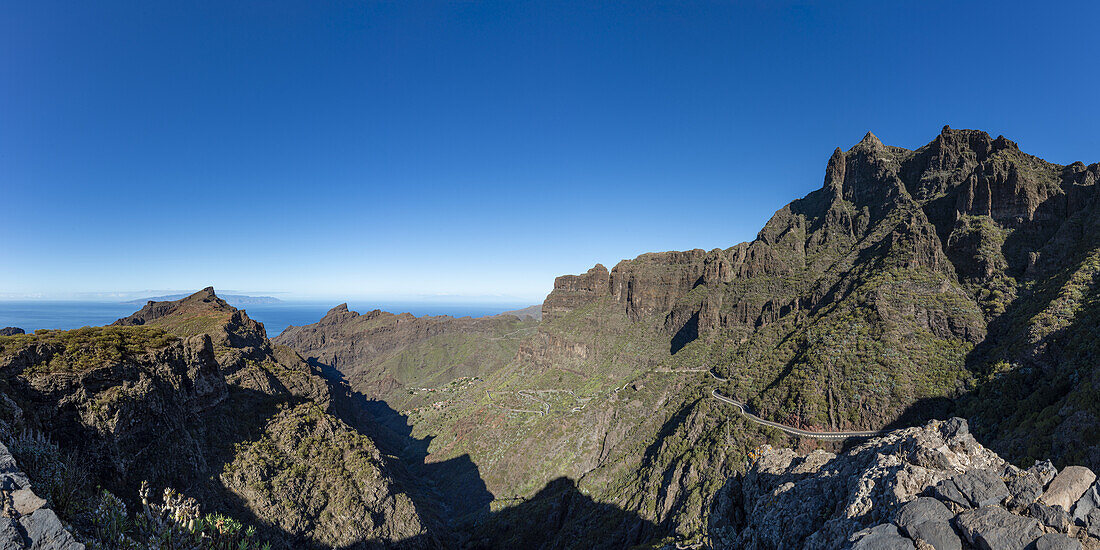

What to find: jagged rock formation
left=0, top=328, right=24, bottom=337
left=0, top=441, right=83, bottom=549
left=0, top=289, right=437, bottom=549
left=714, top=418, right=1100, bottom=550
left=542, top=126, right=1100, bottom=452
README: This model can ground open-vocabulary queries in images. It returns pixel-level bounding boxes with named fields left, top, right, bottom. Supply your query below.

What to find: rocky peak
left=832, top=132, right=910, bottom=216
left=857, top=130, right=884, bottom=149
left=316, top=303, right=359, bottom=327
left=113, top=286, right=234, bottom=328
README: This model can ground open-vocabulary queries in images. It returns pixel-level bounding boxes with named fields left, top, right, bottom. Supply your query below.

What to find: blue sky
left=3, top=1, right=1099, bottom=302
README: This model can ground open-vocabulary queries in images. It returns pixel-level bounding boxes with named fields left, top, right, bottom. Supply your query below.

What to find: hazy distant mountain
left=496, top=304, right=542, bottom=320
left=123, top=293, right=282, bottom=305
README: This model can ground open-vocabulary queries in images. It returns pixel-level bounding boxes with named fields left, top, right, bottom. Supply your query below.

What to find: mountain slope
left=0, top=288, right=439, bottom=548
left=279, top=127, right=1100, bottom=546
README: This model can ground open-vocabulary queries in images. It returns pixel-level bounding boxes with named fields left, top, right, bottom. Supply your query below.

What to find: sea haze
left=0, top=300, right=533, bottom=338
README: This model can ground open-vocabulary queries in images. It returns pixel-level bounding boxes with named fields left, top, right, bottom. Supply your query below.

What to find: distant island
left=123, top=293, right=282, bottom=305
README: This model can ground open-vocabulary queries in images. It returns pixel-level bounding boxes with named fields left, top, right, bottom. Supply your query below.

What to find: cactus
left=84, top=481, right=269, bottom=550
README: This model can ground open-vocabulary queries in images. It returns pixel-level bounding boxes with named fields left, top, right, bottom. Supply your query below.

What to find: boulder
left=11, top=488, right=46, bottom=515
left=896, top=498, right=954, bottom=531
left=933, top=479, right=972, bottom=509
left=905, top=520, right=961, bottom=550
left=940, top=417, right=968, bottom=439
left=1087, top=508, right=1100, bottom=538
left=1070, top=483, right=1100, bottom=525
left=895, top=498, right=960, bottom=550
left=851, top=523, right=916, bottom=550
left=950, top=469, right=1009, bottom=507
left=1029, top=460, right=1058, bottom=488
left=953, top=506, right=1042, bottom=550
left=1034, top=533, right=1082, bottom=550
left=1005, top=473, right=1043, bottom=508
left=1040, top=466, right=1096, bottom=510
left=18, top=508, right=84, bottom=550
left=0, top=517, right=27, bottom=548
left=1025, top=501, right=1071, bottom=532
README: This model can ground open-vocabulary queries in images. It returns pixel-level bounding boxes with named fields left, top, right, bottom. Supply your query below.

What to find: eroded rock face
left=711, top=418, right=1100, bottom=550
left=542, top=264, right=612, bottom=321
left=0, top=328, right=24, bottom=337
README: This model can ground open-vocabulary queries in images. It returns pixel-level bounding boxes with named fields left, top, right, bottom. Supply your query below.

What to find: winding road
left=707, top=369, right=882, bottom=440
left=483, top=366, right=884, bottom=439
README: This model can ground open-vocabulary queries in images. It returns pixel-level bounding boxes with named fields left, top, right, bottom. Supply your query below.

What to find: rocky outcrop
left=0, top=441, right=83, bottom=549
left=6, top=333, right=228, bottom=490
left=220, top=403, right=437, bottom=548
left=0, top=328, right=24, bottom=337
left=713, top=418, right=1100, bottom=550
left=542, top=264, right=611, bottom=321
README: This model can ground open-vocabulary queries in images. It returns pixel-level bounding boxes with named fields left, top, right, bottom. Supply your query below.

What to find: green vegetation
left=147, top=311, right=230, bottom=338
left=9, top=430, right=91, bottom=519
left=84, top=482, right=272, bottom=550
left=0, top=326, right=175, bottom=374
left=221, top=403, right=422, bottom=548
left=8, top=430, right=270, bottom=550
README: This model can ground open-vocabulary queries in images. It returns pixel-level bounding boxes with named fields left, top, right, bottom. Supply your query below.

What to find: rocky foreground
left=714, top=418, right=1099, bottom=549
left=0, top=440, right=83, bottom=549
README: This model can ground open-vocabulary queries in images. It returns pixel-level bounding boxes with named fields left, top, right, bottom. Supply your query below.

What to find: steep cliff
left=543, top=126, right=1100, bottom=443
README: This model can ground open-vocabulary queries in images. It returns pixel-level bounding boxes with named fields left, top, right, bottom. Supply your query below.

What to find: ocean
left=0, top=300, right=533, bottom=338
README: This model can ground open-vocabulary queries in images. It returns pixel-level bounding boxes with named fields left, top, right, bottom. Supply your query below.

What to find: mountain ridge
left=278, top=126, right=1100, bottom=546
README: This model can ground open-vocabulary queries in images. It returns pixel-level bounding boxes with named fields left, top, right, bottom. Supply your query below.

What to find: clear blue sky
left=3, top=2, right=1099, bottom=302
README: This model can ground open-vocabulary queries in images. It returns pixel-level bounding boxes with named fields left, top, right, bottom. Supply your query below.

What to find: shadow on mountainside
left=311, top=361, right=667, bottom=549
left=310, top=360, right=494, bottom=529
left=394, top=477, right=660, bottom=550
left=9, top=375, right=309, bottom=549
left=670, top=311, right=699, bottom=354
